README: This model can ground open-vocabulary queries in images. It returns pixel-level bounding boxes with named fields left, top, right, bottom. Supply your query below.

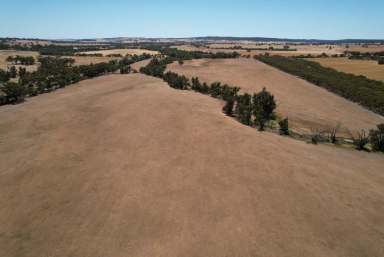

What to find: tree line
left=255, top=55, right=384, bottom=116
left=0, top=54, right=151, bottom=105
left=140, top=56, right=279, bottom=132
left=6, top=55, right=35, bottom=65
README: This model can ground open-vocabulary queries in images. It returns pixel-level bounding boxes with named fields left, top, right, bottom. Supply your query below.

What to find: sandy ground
left=309, top=57, right=384, bottom=81
left=0, top=74, right=384, bottom=257
left=81, top=48, right=159, bottom=56
left=168, top=58, right=384, bottom=134
left=0, top=50, right=40, bottom=72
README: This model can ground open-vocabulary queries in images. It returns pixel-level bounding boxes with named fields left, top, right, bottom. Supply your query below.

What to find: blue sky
left=1, top=0, right=383, bottom=39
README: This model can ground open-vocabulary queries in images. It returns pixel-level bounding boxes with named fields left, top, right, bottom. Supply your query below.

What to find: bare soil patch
left=168, top=58, right=384, bottom=134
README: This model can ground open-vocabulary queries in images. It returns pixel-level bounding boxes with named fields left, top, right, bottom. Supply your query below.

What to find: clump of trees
left=6, top=55, right=35, bottom=65
left=0, top=54, right=151, bottom=106
left=256, top=55, right=384, bottom=116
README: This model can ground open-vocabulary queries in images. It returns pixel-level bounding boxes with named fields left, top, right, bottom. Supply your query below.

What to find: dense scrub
left=255, top=55, right=384, bottom=115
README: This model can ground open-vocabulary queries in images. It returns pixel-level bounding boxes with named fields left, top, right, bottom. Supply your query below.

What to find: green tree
left=223, top=98, right=235, bottom=116
left=9, top=66, right=17, bottom=78
left=1, top=82, right=27, bottom=104
left=235, top=93, right=252, bottom=126
left=252, top=88, right=276, bottom=131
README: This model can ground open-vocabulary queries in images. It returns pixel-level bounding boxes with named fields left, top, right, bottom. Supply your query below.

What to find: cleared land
left=309, top=57, right=384, bottom=81
left=173, top=44, right=344, bottom=57
left=0, top=50, right=39, bottom=72
left=81, top=48, right=159, bottom=56
left=69, top=56, right=120, bottom=66
left=1, top=74, right=384, bottom=257
left=168, top=58, right=384, bottom=134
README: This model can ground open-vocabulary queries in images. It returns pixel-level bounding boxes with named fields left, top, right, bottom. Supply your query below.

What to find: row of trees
left=141, top=57, right=279, bottom=132
left=0, top=54, right=151, bottom=105
left=256, top=55, right=384, bottom=115
left=6, top=55, right=35, bottom=65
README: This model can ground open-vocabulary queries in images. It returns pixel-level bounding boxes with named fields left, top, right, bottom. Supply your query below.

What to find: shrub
left=370, top=124, right=384, bottom=152
left=279, top=118, right=289, bottom=135
left=353, top=130, right=369, bottom=151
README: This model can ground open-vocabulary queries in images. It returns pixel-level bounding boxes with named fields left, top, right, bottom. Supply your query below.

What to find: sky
left=1, top=0, right=383, bottom=40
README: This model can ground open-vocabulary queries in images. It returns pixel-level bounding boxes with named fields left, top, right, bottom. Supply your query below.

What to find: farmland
left=80, top=48, right=159, bottom=56
left=309, top=57, right=384, bottom=81
left=168, top=58, right=384, bottom=135
left=1, top=74, right=384, bottom=257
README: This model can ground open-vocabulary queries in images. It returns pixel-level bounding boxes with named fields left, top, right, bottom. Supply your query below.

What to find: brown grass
left=81, top=48, right=159, bottom=56
left=69, top=56, right=120, bottom=66
left=1, top=74, right=384, bottom=257
left=168, top=58, right=384, bottom=135
left=310, top=57, right=384, bottom=81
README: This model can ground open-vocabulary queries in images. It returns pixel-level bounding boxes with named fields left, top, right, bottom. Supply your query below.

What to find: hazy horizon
left=1, top=0, right=384, bottom=40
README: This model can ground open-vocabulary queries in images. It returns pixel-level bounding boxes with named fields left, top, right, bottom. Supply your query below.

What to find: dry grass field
left=69, top=56, right=120, bottom=66
left=168, top=58, right=384, bottom=134
left=0, top=50, right=40, bottom=72
left=81, top=48, right=159, bottom=56
left=1, top=74, right=383, bottom=257
left=309, top=57, right=384, bottom=81
left=174, top=44, right=345, bottom=57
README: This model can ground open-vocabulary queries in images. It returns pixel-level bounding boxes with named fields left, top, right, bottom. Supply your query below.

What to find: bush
left=370, top=124, right=384, bottom=152
left=279, top=118, right=289, bottom=135
left=353, top=130, right=369, bottom=151
left=0, top=82, right=27, bottom=104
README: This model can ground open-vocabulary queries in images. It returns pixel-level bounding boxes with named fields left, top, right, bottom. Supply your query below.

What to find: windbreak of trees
left=0, top=54, right=151, bottom=105
left=6, top=55, right=35, bottom=65
left=346, top=51, right=384, bottom=61
left=140, top=58, right=277, bottom=131
left=256, top=55, right=384, bottom=116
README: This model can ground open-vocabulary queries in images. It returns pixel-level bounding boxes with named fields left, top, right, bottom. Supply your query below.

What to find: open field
left=1, top=74, right=383, bottom=257
left=309, top=57, right=384, bottom=81
left=80, top=48, right=159, bottom=56
left=69, top=56, right=120, bottom=66
left=168, top=58, right=384, bottom=134
left=0, top=50, right=40, bottom=72
left=173, top=44, right=345, bottom=57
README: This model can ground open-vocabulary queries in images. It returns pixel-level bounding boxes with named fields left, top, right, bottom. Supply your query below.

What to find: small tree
left=223, top=98, right=235, bottom=116
left=328, top=123, right=340, bottom=144
left=1, top=82, right=27, bottom=104
left=178, top=59, right=184, bottom=65
left=278, top=118, right=289, bottom=135
left=9, top=66, right=17, bottom=78
left=252, top=88, right=276, bottom=131
left=353, top=130, right=369, bottom=151
left=370, top=124, right=384, bottom=152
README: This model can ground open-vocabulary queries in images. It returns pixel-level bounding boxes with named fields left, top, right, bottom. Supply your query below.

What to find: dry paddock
left=0, top=74, right=384, bottom=257
left=168, top=58, right=384, bottom=135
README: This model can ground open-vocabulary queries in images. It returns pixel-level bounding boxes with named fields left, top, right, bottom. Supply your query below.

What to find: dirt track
left=0, top=74, right=384, bottom=257
left=168, top=58, right=384, bottom=134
